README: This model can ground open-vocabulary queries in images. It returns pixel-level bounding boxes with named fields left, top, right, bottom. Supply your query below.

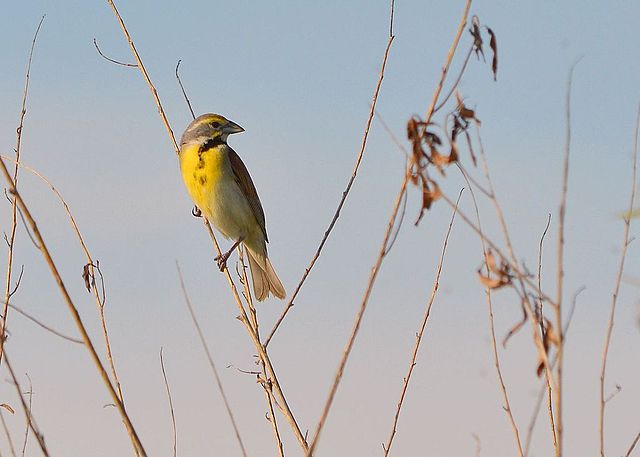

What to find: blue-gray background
left=1, top=1, right=638, bottom=456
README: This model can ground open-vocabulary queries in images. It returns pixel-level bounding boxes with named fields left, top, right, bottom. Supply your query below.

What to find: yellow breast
left=179, top=143, right=226, bottom=215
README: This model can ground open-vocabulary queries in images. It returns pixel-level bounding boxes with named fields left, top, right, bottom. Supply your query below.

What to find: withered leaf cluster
left=406, top=117, right=445, bottom=226
left=477, top=249, right=511, bottom=289
left=469, top=16, right=498, bottom=81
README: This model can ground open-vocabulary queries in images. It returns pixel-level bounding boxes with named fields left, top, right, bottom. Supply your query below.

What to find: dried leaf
left=0, top=403, right=15, bottom=414
left=82, top=264, right=91, bottom=293
left=477, top=271, right=510, bottom=289
left=536, top=318, right=560, bottom=377
left=415, top=178, right=442, bottom=226
left=469, top=16, right=484, bottom=61
left=487, top=26, right=498, bottom=81
left=485, top=250, right=501, bottom=275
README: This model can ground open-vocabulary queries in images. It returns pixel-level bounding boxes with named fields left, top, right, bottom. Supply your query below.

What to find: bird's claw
left=192, top=206, right=202, bottom=218
left=215, top=252, right=230, bottom=271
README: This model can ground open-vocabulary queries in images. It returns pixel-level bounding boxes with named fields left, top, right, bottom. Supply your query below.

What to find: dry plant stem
left=382, top=189, right=462, bottom=456
left=524, top=286, right=585, bottom=457
left=103, top=0, right=307, bottom=449
left=20, top=374, right=33, bottom=457
left=6, top=302, right=83, bottom=344
left=475, top=130, right=557, bottom=392
left=0, top=408, right=18, bottom=457
left=0, top=155, right=127, bottom=410
left=0, top=157, right=146, bottom=457
left=307, top=175, right=408, bottom=457
left=239, top=249, right=285, bottom=457
left=2, top=352, right=48, bottom=457
left=175, top=60, right=196, bottom=119
left=538, top=214, right=552, bottom=325
left=176, top=265, right=248, bottom=457
left=555, top=63, right=579, bottom=457
left=1, top=15, right=44, bottom=368
left=459, top=168, right=524, bottom=457
left=423, top=0, right=472, bottom=121
left=599, top=103, right=639, bottom=457
left=626, top=431, right=640, bottom=457
left=160, top=348, right=177, bottom=457
left=202, top=221, right=309, bottom=452
left=105, top=0, right=178, bottom=151
left=265, top=0, right=396, bottom=347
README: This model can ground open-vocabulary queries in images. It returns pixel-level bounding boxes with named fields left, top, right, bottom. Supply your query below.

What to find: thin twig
left=93, top=38, right=137, bottom=67
left=433, top=45, right=474, bottom=114
left=306, top=173, right=409, bottom=457
left=5, top=302, right=83, bottom=344
left=555, top=60, right=580, bottom=456
left=160, top=348, right=177, bottom=457
left=2, top=352, right=48, bottom=456
left=458, top=166, right=524, bottom=457
left=382, top=188, right=462, bottom=456
left=264, top=0, right=396, bottom=347
left=475, top=126, right=557, bottom=410
left=20, top=374, right=33, bottom=457
left=175, top=60, right=195, bottom=119
left=0, top=157, right=147, bottom=456
left=423, top=0, right=472, bottom=122
left=599, top=103, right=639, bottom=457
left=538, top=214, right=552, bottom=337
left=0, top=407, right=18, bottom=457
left=105, top=0, right=178, bottom=151
left=523, top=286, right=585, bottom=457
left=177, top=264, right=248, bottom=457
left=625, top=431, right=640, bottom=457
left=1, top=15, right=45, bottom=368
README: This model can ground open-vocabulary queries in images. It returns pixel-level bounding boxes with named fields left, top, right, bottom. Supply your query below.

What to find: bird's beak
left=226, top=120, right=245, bottom=135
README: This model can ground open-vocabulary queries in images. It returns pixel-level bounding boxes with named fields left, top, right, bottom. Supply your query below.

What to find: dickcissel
left=179, top=113, right=286, bottom=301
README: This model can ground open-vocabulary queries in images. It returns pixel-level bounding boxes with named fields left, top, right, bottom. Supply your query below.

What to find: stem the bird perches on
left=104, top=0, right=308, bottom=451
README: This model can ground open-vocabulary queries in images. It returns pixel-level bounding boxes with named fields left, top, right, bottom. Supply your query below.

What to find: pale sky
left=1, top=1, right=639, bottom=456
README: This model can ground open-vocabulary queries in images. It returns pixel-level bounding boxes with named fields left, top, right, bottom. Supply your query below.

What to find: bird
left=178, top=113, right=286, bottom=301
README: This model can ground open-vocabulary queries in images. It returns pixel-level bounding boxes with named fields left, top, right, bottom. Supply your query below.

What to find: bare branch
left=265, top=0, right=396, bottom=347
left=599, top=102, right=639, bottom=457
left=458, top=166, right=524, bottom=456
left=0, top=406, right=18, bottom=457
left=93, top=38, right=137, bottom=67
left=175, top=60, right=196, bottom=119
left=306, top=173, right=409, bottom=457
left=5, top=302, right=83, bottom=344
left=20, top=373, right=33, bottom=457
left=625, top=431, right=640, bottom=457
left=3, top=352, right=48, bottom=456
left=177, top=264, right=248, bottom=457
left=105, top=0, right=178, bottom=151
left=159, top=348, right=177, bottom=457
left=1, top=15, right=45, bottom=367
left=382, top=188, right=462, bottom=456
left=555, top=59, right=581, bottom=455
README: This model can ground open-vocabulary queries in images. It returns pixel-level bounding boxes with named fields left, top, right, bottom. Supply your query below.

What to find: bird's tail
left=246, top=247, right=286, bottom=301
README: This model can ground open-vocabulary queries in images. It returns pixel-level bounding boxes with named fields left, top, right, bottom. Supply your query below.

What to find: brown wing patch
left=226, top=146, right=268, bottom=242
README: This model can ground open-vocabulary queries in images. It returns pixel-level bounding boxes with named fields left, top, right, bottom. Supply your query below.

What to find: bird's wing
left=227, top=146, right=269, bottom=242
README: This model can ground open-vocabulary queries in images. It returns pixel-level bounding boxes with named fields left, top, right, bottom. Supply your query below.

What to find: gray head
left=179, top=113, right=245, bottom=148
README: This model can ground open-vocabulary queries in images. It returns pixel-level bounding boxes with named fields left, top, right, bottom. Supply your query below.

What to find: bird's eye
left=211, top=121, right=221, bottom=128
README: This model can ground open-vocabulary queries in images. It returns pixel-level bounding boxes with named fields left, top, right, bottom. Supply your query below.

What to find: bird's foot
left=192, top=206, right=202, bottom=218
left=215, top=251, right=231, bottom=272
